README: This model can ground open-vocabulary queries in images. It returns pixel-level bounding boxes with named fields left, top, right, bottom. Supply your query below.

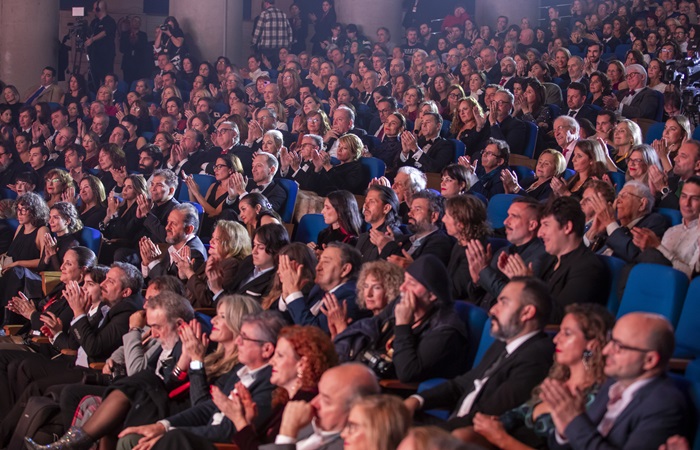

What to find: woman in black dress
left=315, top=190, right=362, bottom=250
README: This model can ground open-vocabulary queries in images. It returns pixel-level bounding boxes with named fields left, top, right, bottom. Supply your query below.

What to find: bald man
left=260, top=363, right=381, bottom=450
left=544, top=312, right=691, bottom=450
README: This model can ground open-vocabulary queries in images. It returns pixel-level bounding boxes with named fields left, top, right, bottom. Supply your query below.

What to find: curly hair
left=356, top=260, right=404, bottom=311
left=444, top=195, right=491, bottom=242
left=16, top=192, right=49, bottom=227
left=278, top=325, right=338, bottom=390
left=450, top=97, right=482, bottom=136
left=50, top=202, right=83, bottom=234
left=45, top=168, right=74, bottom=196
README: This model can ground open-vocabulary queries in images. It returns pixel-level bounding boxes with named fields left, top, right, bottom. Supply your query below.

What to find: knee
left=116, top=433, right=143, bottom=450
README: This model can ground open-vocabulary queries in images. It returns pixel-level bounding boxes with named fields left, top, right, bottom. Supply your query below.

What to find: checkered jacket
left=252, top=7, right=292, bottom=50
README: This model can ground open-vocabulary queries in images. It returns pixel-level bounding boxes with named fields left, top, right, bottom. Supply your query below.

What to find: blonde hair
left=349, top=395, right=411, bottom=450
left=338, top=134, right=363, bottom=161
left=357, top=261, right=404, bottom=311
left=214, top=220, right=252, bottom=260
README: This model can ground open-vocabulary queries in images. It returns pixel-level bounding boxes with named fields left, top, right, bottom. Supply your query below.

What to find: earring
left=297, top=367, right=303, bottom=379
left=582, top=349, right=593, bottom=371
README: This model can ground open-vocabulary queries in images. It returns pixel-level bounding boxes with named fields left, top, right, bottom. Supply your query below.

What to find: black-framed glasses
left=239, top=332, right=268, bottom=345
left=213, top=164, right=228, bottom=170
left=607, top=331, right=653, bottom=353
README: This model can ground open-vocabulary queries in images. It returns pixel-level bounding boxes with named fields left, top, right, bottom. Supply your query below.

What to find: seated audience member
left=98, top=175, right=148, bottom=263
left=485, top=89, right=528, bottom=155
left=167, top=128, right=208, bottom=177
left=502, top=197, right=608, bottom=322
left=373, top=111, right=406, bottom=174
left=238, top=193, right=282, bottom=236
left=207, top=121, right=255, bottom=178
left=501, top=148, right=566, bottom=201
left=337, top=254, right=469, bottom=383
left=176, top=220, right=251, bottom=307
left=398, top=425, right=474, bottom=450
left=652, top=140, right=700, bottom=210
left=545, top=313, right=691, bottom=450
left=166, top=325, right=339, bottom=450
left=404, top=277, right=554, bottom=429
left=603, top=64, right=661, bottom=120
left=440, top=163, right=477, bottom=199
left=392, top=166, right=427, bottom=222
left=467, top=138, right=509, bottom=199
left=279, top=133, right=322, bottom=191
left=355, top=185, right=403, bottom=262
left=33, top=294, right=263, bottom=450
left=257, top=363, right=380, bottom=450
left=324, top=106, right=368, bottom=159
left=278, top=242, right=365, bottom=334
left=310, top=133, right=367, bottom=196
left=631, top=176, right=700, bottom=277
left=139, top=202, right=207, bottom=279
left=651, top=115, right=692, bottom=173
left=443, top=195, right=491, bottom=299
left=610, top=119, right=643, bottom=172
left=43, top=168, right=73, bottom=209
left=625, top=144, right=664, bottom=184
left=586, top=180, right=668, bottom=261
left=550, top=139, right=607, bottom=200
left=224, top=151, right=287, bottom=214
left=36, top=202, right=82, bottom=272
left=381, top=190, right=454, bottom=267
left=463, top=303, right=614, bottom=449
left=552, top=115, right=580, bottom=166
left=28, top=144, right=53, bottom=192
left=0, top=262, right=144, bottom=446
left=77, top=175, right=107, bottom=229
left=227, top=223, right=290, bottom=300
left=466, top=197, right=547, bottom=308
left=315, top=190, right=362, bottom=250
left=451, top=97, right=489, bottom=157
left=565, top=82, right=598, bottom=124
left=115, top=311, right=285, bottom=448
left=133, top=169, right=180, bottom=247
left=398, top=112, right=454, bottom=173
left=340, top=395, right=412, bottom=450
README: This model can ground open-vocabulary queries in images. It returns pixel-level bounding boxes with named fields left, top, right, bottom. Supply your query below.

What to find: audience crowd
left=0, top=0, right=700, bottom=448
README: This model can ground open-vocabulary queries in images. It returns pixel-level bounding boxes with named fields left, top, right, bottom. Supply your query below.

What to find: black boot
left=24, top=427, right=95, bottom=450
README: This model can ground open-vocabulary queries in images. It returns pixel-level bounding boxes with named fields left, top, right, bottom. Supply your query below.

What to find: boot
left=24, top=427, right=95, bottom=450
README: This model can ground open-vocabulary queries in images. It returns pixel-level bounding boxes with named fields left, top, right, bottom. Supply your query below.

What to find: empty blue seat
left=277, top=178, right=299, bottom=223
left=644, top=121, right=665, bottom=144
left=657, top=208, right=683, bottom=227
left=359, top=156, right=386, bottom=180
left=450, top=139, right=466, bottom=163
left=524, top=122, right=538, bottom=159
left=294, top=214, right=326, bottom=243
left=453, top=301, right=489, bottom=370
left=674, top=277, right=700, bottom=359
left=616, top=263, right=689, bottom=326
left=176, top=174, right=216, bottom=203
left=79, top=227, right=102, bottom=257
left=562, top=168, right=576, bottom=180
left=487, top=194, right=520, bottom=228
left=598, top=255, right=626, bottom=315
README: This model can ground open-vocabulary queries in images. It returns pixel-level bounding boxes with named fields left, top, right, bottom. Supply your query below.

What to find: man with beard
left=404, top=277, right=554, bottom=431
left=139, top=202, right=207, bottom=279
left=0, top=141, right=24, bottom=188
left=136, top=145, right=164, bottom=186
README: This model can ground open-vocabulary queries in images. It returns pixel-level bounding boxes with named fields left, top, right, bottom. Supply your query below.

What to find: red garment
left=442, top=13, right=471, bottom=31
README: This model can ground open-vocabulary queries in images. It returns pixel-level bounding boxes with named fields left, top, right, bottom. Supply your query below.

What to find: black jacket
left=487, top=116, right=529, bottom=156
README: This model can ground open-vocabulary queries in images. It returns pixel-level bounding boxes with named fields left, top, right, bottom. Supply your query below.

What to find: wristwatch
left=660, top=186, right=671, bottom=197
left=190, top=360, right=204, bottom=371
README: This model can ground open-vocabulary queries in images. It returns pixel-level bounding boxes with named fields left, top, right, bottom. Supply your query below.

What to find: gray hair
left=626, top=63, right=648, bottom=84
left=397, top=166, right=427, bottom=192
left=153, top=169, right=178, bottom=191
left=303, top=134, right=324, bottom=150
left=556, top=115, right=580, bottom=134
left=242, top=310, right=287, bottom=344
left=623, top=180, right=654, bottom=214
left=146, top=291, right=195, bottom=324
left=263, top=130, right=283, bottom=149
left=111, top=261, right=144, bottom=295
left=173, top=202, right=200, bottom=233
left=256, top=150, right=280, bottom=172
left=335, top=105, right=355, bottom=124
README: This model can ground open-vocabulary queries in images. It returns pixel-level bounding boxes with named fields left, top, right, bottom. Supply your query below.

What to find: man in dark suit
left=565, top=82, right=599, bottom=124
left=140, top=203, right=207, bottom=279
left=116, top=311, right=284, bottom=448
left=223, top=151, right=288, bottom=214
left=380, top=190, right=455, bottom=267
left=468, top=138, right=509, bottom=199
left=545, top=312, right=691, bottom=450
left=587, top=181, right=668, bottom=262
left=651, top=141, right=700, bottom=210
left=244, top=107, right=294, bottom=151
left=355, top=185, right=404, bottom=262
left=260, top=363, right=380, bottom=450
left=486, top=90, right=529, bottom=156
left=604, top=64, right=660, bottom=120
left=206, top=121, right=256, bottom=178
left=325, top=106, right=370, bottom=158
left=398, top=112, right=454, bottom=173
left=279, top=243, right=365, bottom=334
left=404, top=277, right=554, bottom=431
left=480, top=47, right=502, bottom=85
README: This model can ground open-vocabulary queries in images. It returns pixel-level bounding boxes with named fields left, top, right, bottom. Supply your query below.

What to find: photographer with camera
left=154, top=16, right=186, bottom=72
left=85, top=1, right=117, bottom=93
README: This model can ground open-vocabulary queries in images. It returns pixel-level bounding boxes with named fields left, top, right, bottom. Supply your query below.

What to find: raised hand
left=319, top=292, right=348, bottom=339
left=135, top=194, right=153, bottom=219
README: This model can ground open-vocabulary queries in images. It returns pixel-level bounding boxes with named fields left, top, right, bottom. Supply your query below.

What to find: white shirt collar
left=505, top=330, right=540, bottom=355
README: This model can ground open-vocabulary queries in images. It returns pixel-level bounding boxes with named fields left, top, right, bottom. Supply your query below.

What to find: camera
left=360, top=350, right=394, bottom=377
left=160, top=24, right=170, bottom=31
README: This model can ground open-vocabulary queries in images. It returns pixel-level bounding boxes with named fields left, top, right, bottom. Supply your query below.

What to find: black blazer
left=397, top=136, right=455, bottom=173
left=549, top=375, right=690, bottom=450
left=570, top=104, right=599, bottom=124
left=223, top=179, right=288, bottom=215
left=381, top=229, right=455, bottom=266
left=311, top=159, right=367, bottom=196
left=149, top=236, right=208, bottom=279
left=540, top=243, right=609, bottom=323
left=419, top=331, right=554, bottom=429
left=355, top=221, right=404, bottom=262
left=228, top=255, right=276, bottom=301
left=487, top=116, right=529, bottom=156
left=616, top=87, right=661, bottom=120
left=603, top=212, right=669, bottom=262
left=139, top=198, right=179, bottom=244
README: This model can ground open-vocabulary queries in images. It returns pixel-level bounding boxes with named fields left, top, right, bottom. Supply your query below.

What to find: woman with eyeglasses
left=186, top=153, right=243, bottom=239
left=43, top=168, right=74, bottom=209
left=625, top=144, right=664, bottom=184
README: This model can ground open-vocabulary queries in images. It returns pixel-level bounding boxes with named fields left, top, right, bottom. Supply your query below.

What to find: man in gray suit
left=261, top=363, right=380, bottom=450
left=603, top=64, right=661, bottom=120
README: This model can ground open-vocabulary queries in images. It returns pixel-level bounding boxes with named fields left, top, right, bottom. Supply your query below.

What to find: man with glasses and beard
left=404, top=277, right=554, bottom=432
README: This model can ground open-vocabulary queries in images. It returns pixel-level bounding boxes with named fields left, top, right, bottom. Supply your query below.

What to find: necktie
left=25, top=86, right=47, bottom=105
left=568, top=110, right=577, bottom=117
left=626, top=90, right=636, bottom=97
left=482, top=349, right=508, bottom=379
left=599, top=384, right=626, bottom=436
left=499, top=77, right=506, bottom=86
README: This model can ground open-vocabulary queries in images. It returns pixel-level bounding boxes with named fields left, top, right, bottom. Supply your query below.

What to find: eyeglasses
left=213, top=164, right=228, bottom=170
left=627, top=158, right=646, bottom=166
left=239, top=332, right=268, bottom=345
left=607, top=331, right=653, bottom=353
left=16, top=206, right=29, bottom=214
left=481, top=150, right=500, bottom=158
left=625, top=72, right=642, bottom=79
left=307, top=118, right=320, bottom=123
left=46, top=178, right=61, bottom=184
left=618, top=191, right=643, bottom=200
left=217, top=128, right=234, bottom=133
left=448, top=93, right=461, bottom=98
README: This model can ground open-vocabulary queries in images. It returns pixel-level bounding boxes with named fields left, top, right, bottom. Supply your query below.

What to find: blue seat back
left=177, top=174, right=216, bottom=203
left=453, top=301, right=489, bottom=370
left=684, top=360, right=700, bottom=450
left=79, top=227, right=102, bottom=256
left=617, top=263, right=689, bottom=326
left=644, top=121, right=665, bottom=144
left=511, top=165, right=535, bottom=184
left=277, top=178, right=299, bottom=223
left=294, top=214, right=326, bottom=243
left=417, top=377, right=450, bottom=419
left=487, top=237, right=510, bottom=254
left=524, top=122, right=538, bottom=159
left=486, top=194, right=520, bottom=228
left=675, top=277, right=700, bottom=359
left=359, top=157, right=386, bottom=181
left=0, top=188, right=17, bottom=200
left=693, top=126, right=700, bottom=141
left=598, top=255, right=626, bottom=315
left=141, top=131, right=155, bottom=142
left=614, top=43, right=632, bottom=60
left=657, top=208, right=683, bottom=227
left=186, top=202, right=204, bottom=233
left=562, top=168, right=576, bottom=180
left=652, top=90, right=665, bottom=122
left=473, top=319, right=495, bottom=368
left=450, top=139, right=465, bottom=163
left=607, top=171, right=626, bottom=194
